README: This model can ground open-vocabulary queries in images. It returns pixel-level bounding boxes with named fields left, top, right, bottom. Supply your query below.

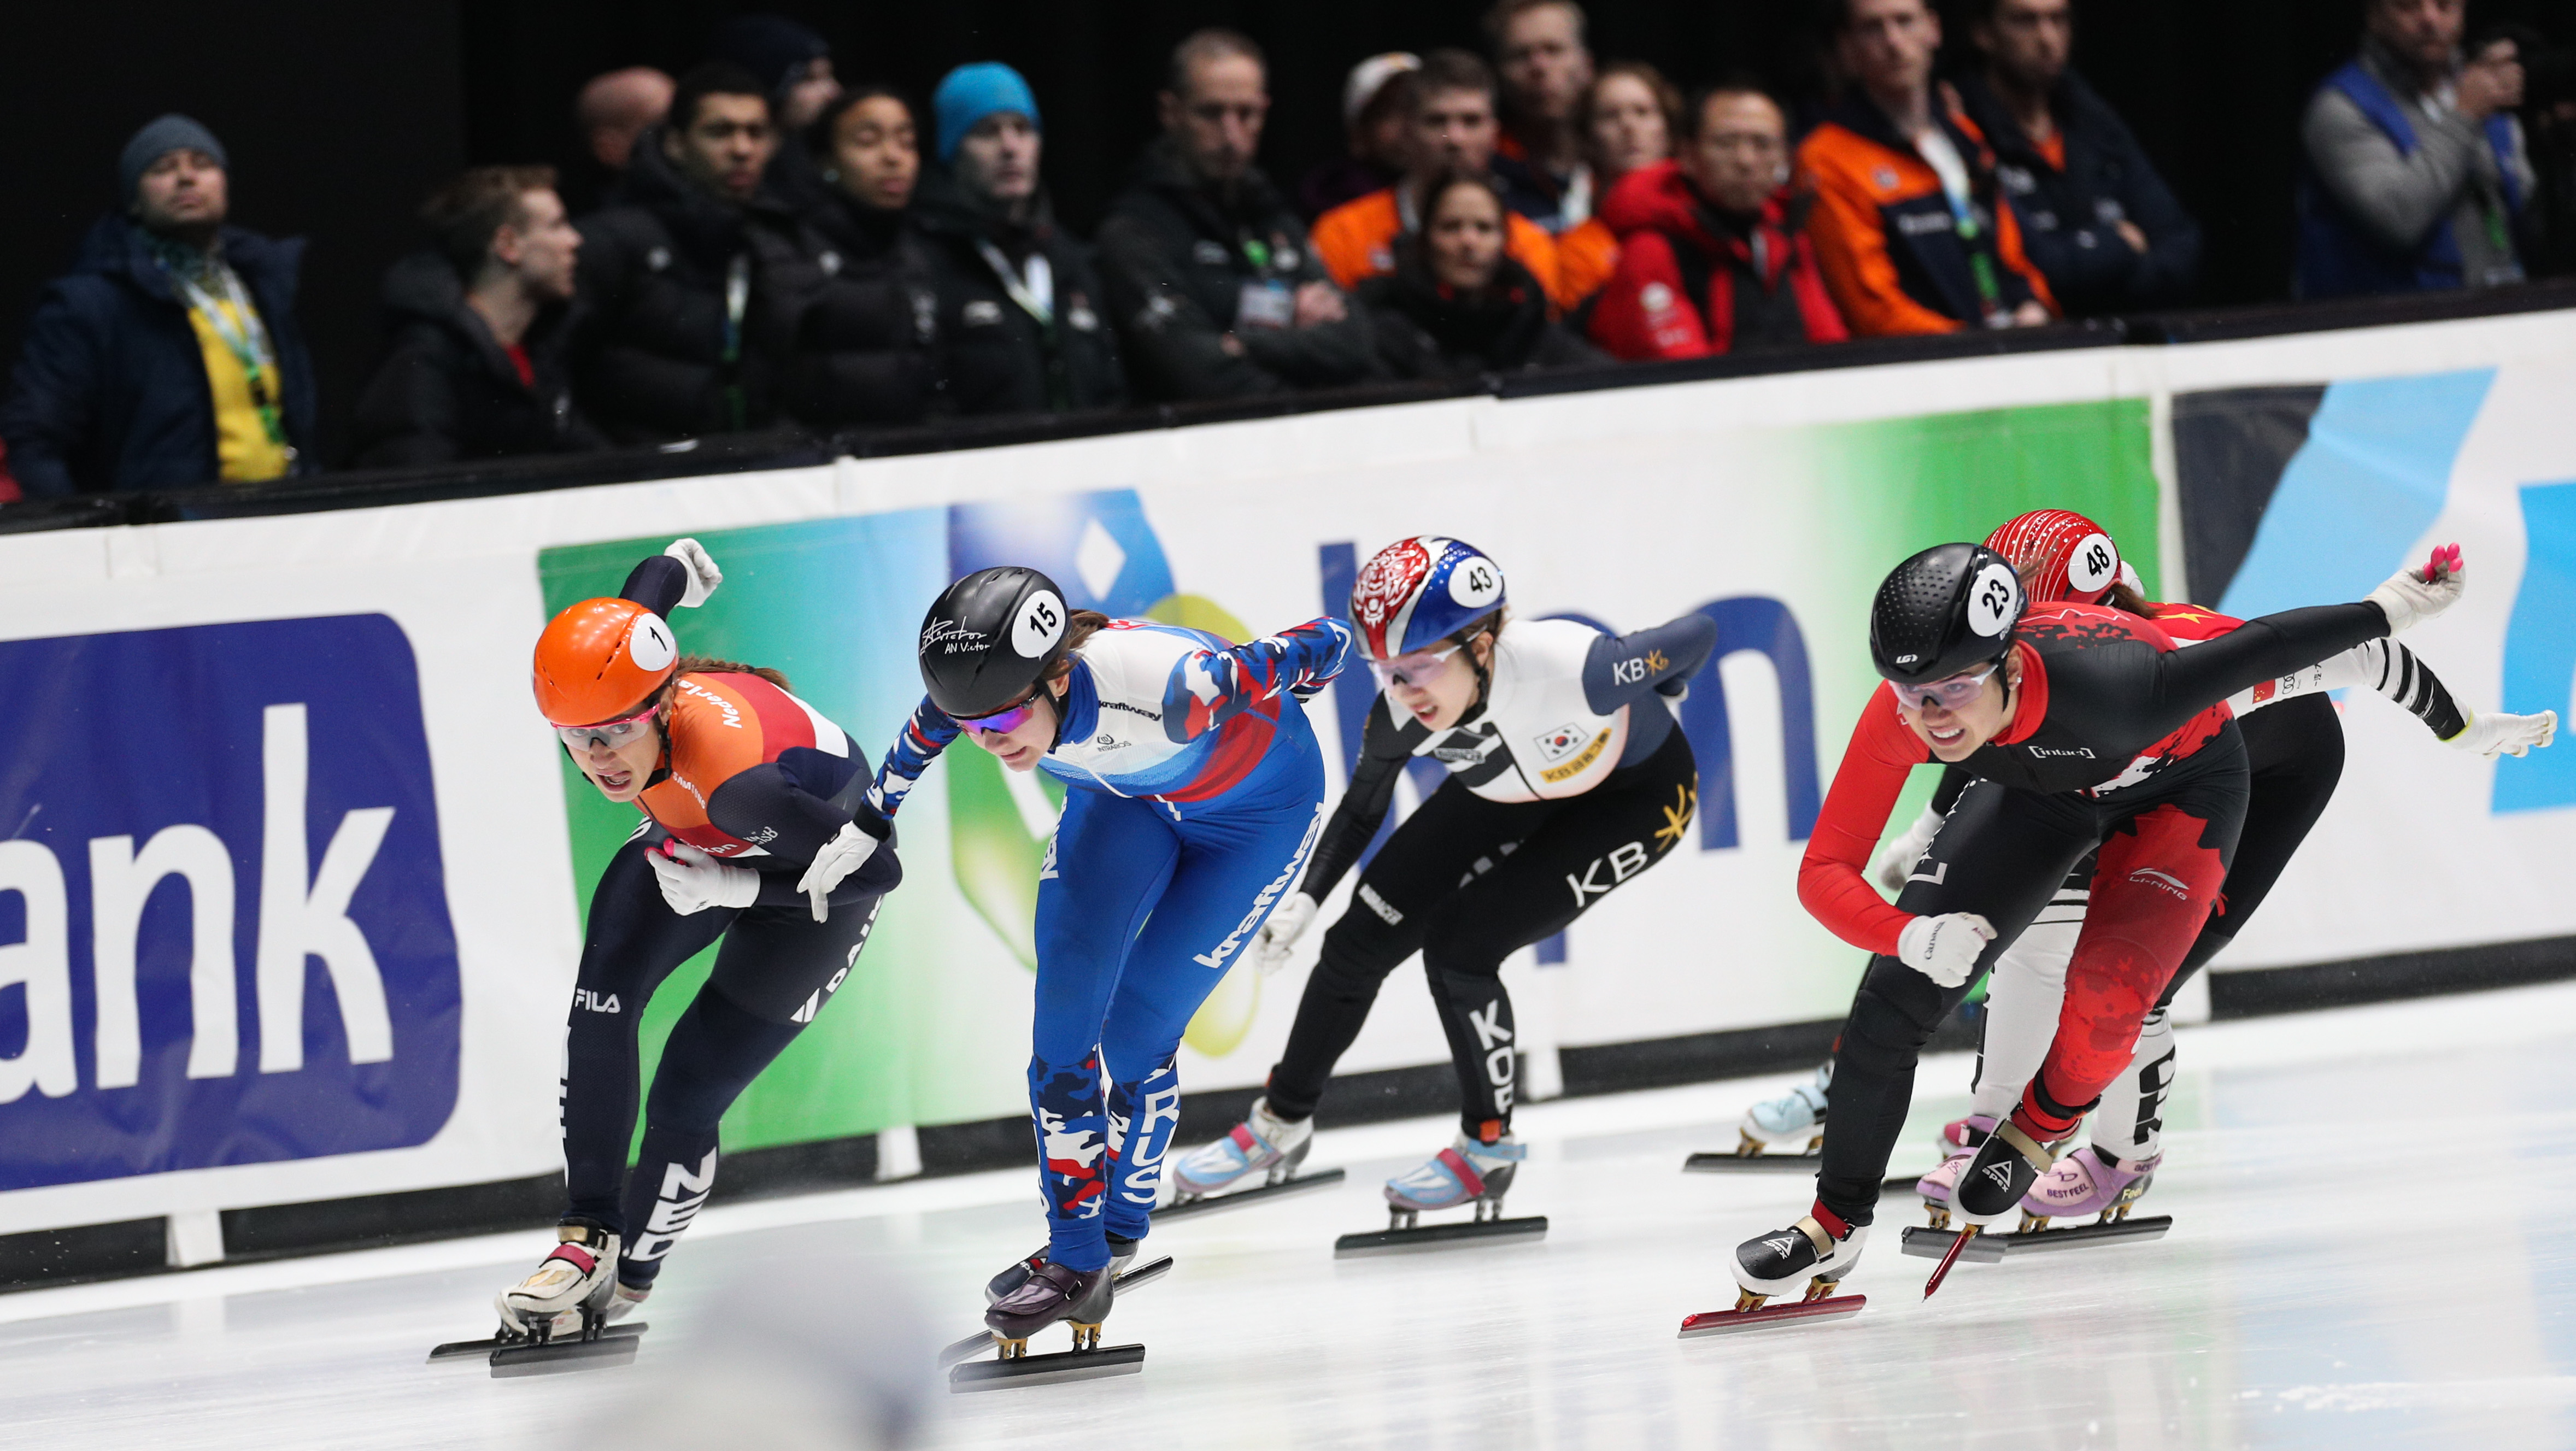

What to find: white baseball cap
left=1343, top=52, right=1422, bottom=128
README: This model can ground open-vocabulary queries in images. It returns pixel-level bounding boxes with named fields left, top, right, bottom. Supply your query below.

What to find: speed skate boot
left=604, top=1281, right=649, bottom=1323
left=2018, top=1147, right=2161, bottom=1231
left=1916, top=1115, right=1996, bottom=1230
left=1386, top=1131, right=1524, bottom=1218
left=494, top=1221, right=620, bottom=1342
left=985, top=1232, right=1142, bottom=1305
left=1731, top=1213, right=1870, bottom=1307
left=1952, top=1120, right=2059, bottom=1229
left=1170, top=1097, right=1315, bottom=1199
left=1735, top=1062, right=1832, bottom=1155
left=985, top=1261, right=1116, bottom=1356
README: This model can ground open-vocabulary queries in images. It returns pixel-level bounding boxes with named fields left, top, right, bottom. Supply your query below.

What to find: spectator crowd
left=5, top=0, right=2574, bottom=500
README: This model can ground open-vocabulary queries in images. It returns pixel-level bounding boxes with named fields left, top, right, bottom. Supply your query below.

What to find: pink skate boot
left=2017, top=1146, right=2161, bottom=1231
left=1937, top=1113, right=1996, bottom=1156
left=1915, top=1115, right=1994, bottom=1230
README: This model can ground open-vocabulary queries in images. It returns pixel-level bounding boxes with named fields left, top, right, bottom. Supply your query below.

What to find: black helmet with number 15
left=1869, top=543, right=2026, bottom=686
left=917, top=566, right=1073, bottom=719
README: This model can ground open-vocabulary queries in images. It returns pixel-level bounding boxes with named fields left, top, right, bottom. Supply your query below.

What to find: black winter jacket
left=348, top=252, right=603, bottom=468
left=1360, top=250, right=1603, bottom=380
left=911, top=172, right=1125, bottom=417
left=568, top=129, right=800, bottom=443
left=1953, top=71, right=2202, bottom=315
left=760, top=192, right=940, bottom=429
left=0, top=216, right=316, bottom=497
left=1094, top=139, right=1375, bottom=402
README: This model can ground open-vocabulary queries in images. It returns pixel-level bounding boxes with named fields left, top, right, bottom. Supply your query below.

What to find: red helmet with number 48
left=1984, top=509, right=2124, bottom=606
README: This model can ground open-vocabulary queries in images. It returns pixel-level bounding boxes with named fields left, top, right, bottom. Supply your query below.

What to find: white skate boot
left=1385, top=1131, right=1525, bottom=1217
left=1170, top=1097, right=1314, bottom=1201
left=1735, top=1062, right=1832, bottom=1155
left=495, top=1222, right=620, bottom=1342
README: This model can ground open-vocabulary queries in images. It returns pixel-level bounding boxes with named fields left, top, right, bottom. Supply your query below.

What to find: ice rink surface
left=0, top=981, right=2570, bottom=1450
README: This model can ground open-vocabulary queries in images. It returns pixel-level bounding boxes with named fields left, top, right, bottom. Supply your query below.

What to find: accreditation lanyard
left=1916, top=124, right=2005, bottom=324
left=720, top=254, right=751, bottom=431
left=975, top=240, right=1054, bottom=327
left=174, top=265, right=286, bottom=445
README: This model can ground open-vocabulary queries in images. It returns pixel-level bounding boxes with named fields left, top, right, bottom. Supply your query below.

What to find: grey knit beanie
left=120, top=114, right=228, bottom=203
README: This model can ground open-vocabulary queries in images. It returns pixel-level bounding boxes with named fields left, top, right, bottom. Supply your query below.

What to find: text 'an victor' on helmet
left=1869, top=542, right=2026, bottom=686
left=1985, top=508, right=2122, bottom=605
left=917, top=565, right=1073, bottom=719
left=1348, top=536, right=1506, bottom=660
left=533, top=597, right=679, bottom=726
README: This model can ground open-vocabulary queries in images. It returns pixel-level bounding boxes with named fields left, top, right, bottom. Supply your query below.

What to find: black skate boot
left=1679, top=1214, right=1870, bottom=1337
left=984, top=1232, right=1141, bottom=1305
left=1953, top=1119, right=2058, bottom=1228
left=946, top=1260, right=1148, bottom=1392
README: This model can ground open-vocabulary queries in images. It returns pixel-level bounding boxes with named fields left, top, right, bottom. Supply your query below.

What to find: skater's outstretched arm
left=1580, top=613, right=1718, bottom=710
left=1798, top=688, right=1933, bottom=954
left=1296, top=696, right=1420, bottom=902
left=868, top=697, right=963, bottom=818
left=2227, top=637, right=2556, bottom=757
left=1160, top=617, right=1354, bottom=742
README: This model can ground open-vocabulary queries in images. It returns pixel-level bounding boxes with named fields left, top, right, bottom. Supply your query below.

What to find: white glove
left=2365, top=544, right=2463, bottom=635
left=650, top=841, right=760, bottom=915
left=665, top=538, right=723, bottom=608
left=1251, top=894, right=1319, bottom=978
left=2447, top=708, right=2557, bottom=759
left=1869, top=807, right=1943, bottom=896
left=1896, top=912, right=1996, bottom=989
left=794, top=820, right=882, bottom=921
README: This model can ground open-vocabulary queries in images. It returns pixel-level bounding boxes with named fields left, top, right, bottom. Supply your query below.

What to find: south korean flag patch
left=1533, top=722, right=1587, bottom=764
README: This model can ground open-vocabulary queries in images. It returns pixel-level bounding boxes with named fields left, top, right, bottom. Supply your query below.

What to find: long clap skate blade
left=1899, top=1215, right=2172, bottom=1260
left=427, top=1321, right=648, bottom=1363
left=1682, top=1151, right=1817, bottom=1173
left=948, top=1343, right=1146, bottom=1391
left=938, top=1256, right=1177, bottom=1370
left=1677, top=1295, right=1866, bottom=1337
left=1921, top=1225, right=1978, bottom=1298
left=489, top=1329, right=645, bottom=1377
left=1333, top=1215, right=1547, bottom=1258
left=1155, top=1168, right=1347, bottom=1222
left=1899, top=1224, right=2007, bottom=1262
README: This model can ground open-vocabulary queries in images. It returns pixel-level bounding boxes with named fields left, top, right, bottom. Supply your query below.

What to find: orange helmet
left=532, top=598, right=679, bottom=726
left=1984, top=509, right=2123, bottom=605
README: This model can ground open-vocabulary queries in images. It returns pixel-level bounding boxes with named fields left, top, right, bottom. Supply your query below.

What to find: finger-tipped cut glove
left=2447, top=708, right=2557, bottom=759
left=1870, top=806, right=1944, bottom=896
left=2367, top=544, right=2464, bottom=634
left=650, top=841, right=760, bottom=915
left=665, top=538, right=724, bottom=608
left=1251, top=893, right=1319, bottom=978
left=794, top=820, right=883, bottom=921
left=1896, top=912, right=1996, bottom=990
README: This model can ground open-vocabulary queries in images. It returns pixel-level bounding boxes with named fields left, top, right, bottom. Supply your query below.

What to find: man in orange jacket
left=1314, top=49, right=1607, bottom=313
left=1798, top=0, right=2056, bottom=336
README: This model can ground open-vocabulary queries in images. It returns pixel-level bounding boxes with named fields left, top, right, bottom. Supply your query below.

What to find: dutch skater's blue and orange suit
left=873, top=617, right=1352, bottom=1271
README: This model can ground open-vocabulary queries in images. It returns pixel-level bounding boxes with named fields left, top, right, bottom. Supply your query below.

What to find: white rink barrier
left=0, top=305, right=2570, bottom=1243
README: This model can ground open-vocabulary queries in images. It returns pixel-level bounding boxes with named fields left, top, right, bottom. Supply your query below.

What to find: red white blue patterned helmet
left=1349, top=537, right=1507, bottom=660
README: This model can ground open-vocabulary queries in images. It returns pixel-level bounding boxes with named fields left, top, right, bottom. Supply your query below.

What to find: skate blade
left=940, top=1257, right=1174, bottom=1370
left=427, top=1320, right=647, bottom=1364
left=488, top=1330, right=643, bottom=1377
left=1898, top=1216, right=2170, bottom=1261
left=1682, top=1150, right=1817, bottom=1173
left=1157, top=1168, right=1346, bottom=1222
left=1333, top=1214, right=1548, bottom=1259
left=1677, top=1294, right=1866, bottom=1337
left=948, top=1342, right=1145, bottom=1391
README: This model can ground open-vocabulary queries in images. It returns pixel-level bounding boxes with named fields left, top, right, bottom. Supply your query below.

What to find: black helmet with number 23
left=1868, top=542, right=2027, bottom=687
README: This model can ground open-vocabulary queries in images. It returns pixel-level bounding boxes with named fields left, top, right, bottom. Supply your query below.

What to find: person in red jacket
left=1589, top=84, right=1847, bottom=359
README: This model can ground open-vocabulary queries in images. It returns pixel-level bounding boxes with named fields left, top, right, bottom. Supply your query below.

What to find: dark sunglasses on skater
left=1893, top=661, right=2001, bottom=713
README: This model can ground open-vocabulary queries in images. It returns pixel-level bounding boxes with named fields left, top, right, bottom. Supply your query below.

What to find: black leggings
left=1267, top=727, right=1698, bottom=1133
left=561, top=837, right=885, bottom=1286
left=1819, top=728, right=2248, bottom=1225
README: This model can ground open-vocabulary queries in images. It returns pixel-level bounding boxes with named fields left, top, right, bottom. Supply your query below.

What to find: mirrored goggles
left=1893, top=661, right=2001, bottom=713
left=555, top=701, right=659, bottom=751
left=1367, top=643, right=1464, bottom=689
left=957, top=693, right=1043, bottom=736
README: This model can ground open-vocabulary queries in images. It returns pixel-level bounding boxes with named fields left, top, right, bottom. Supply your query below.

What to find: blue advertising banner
left=0, top=615, right=459, bottom=1189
